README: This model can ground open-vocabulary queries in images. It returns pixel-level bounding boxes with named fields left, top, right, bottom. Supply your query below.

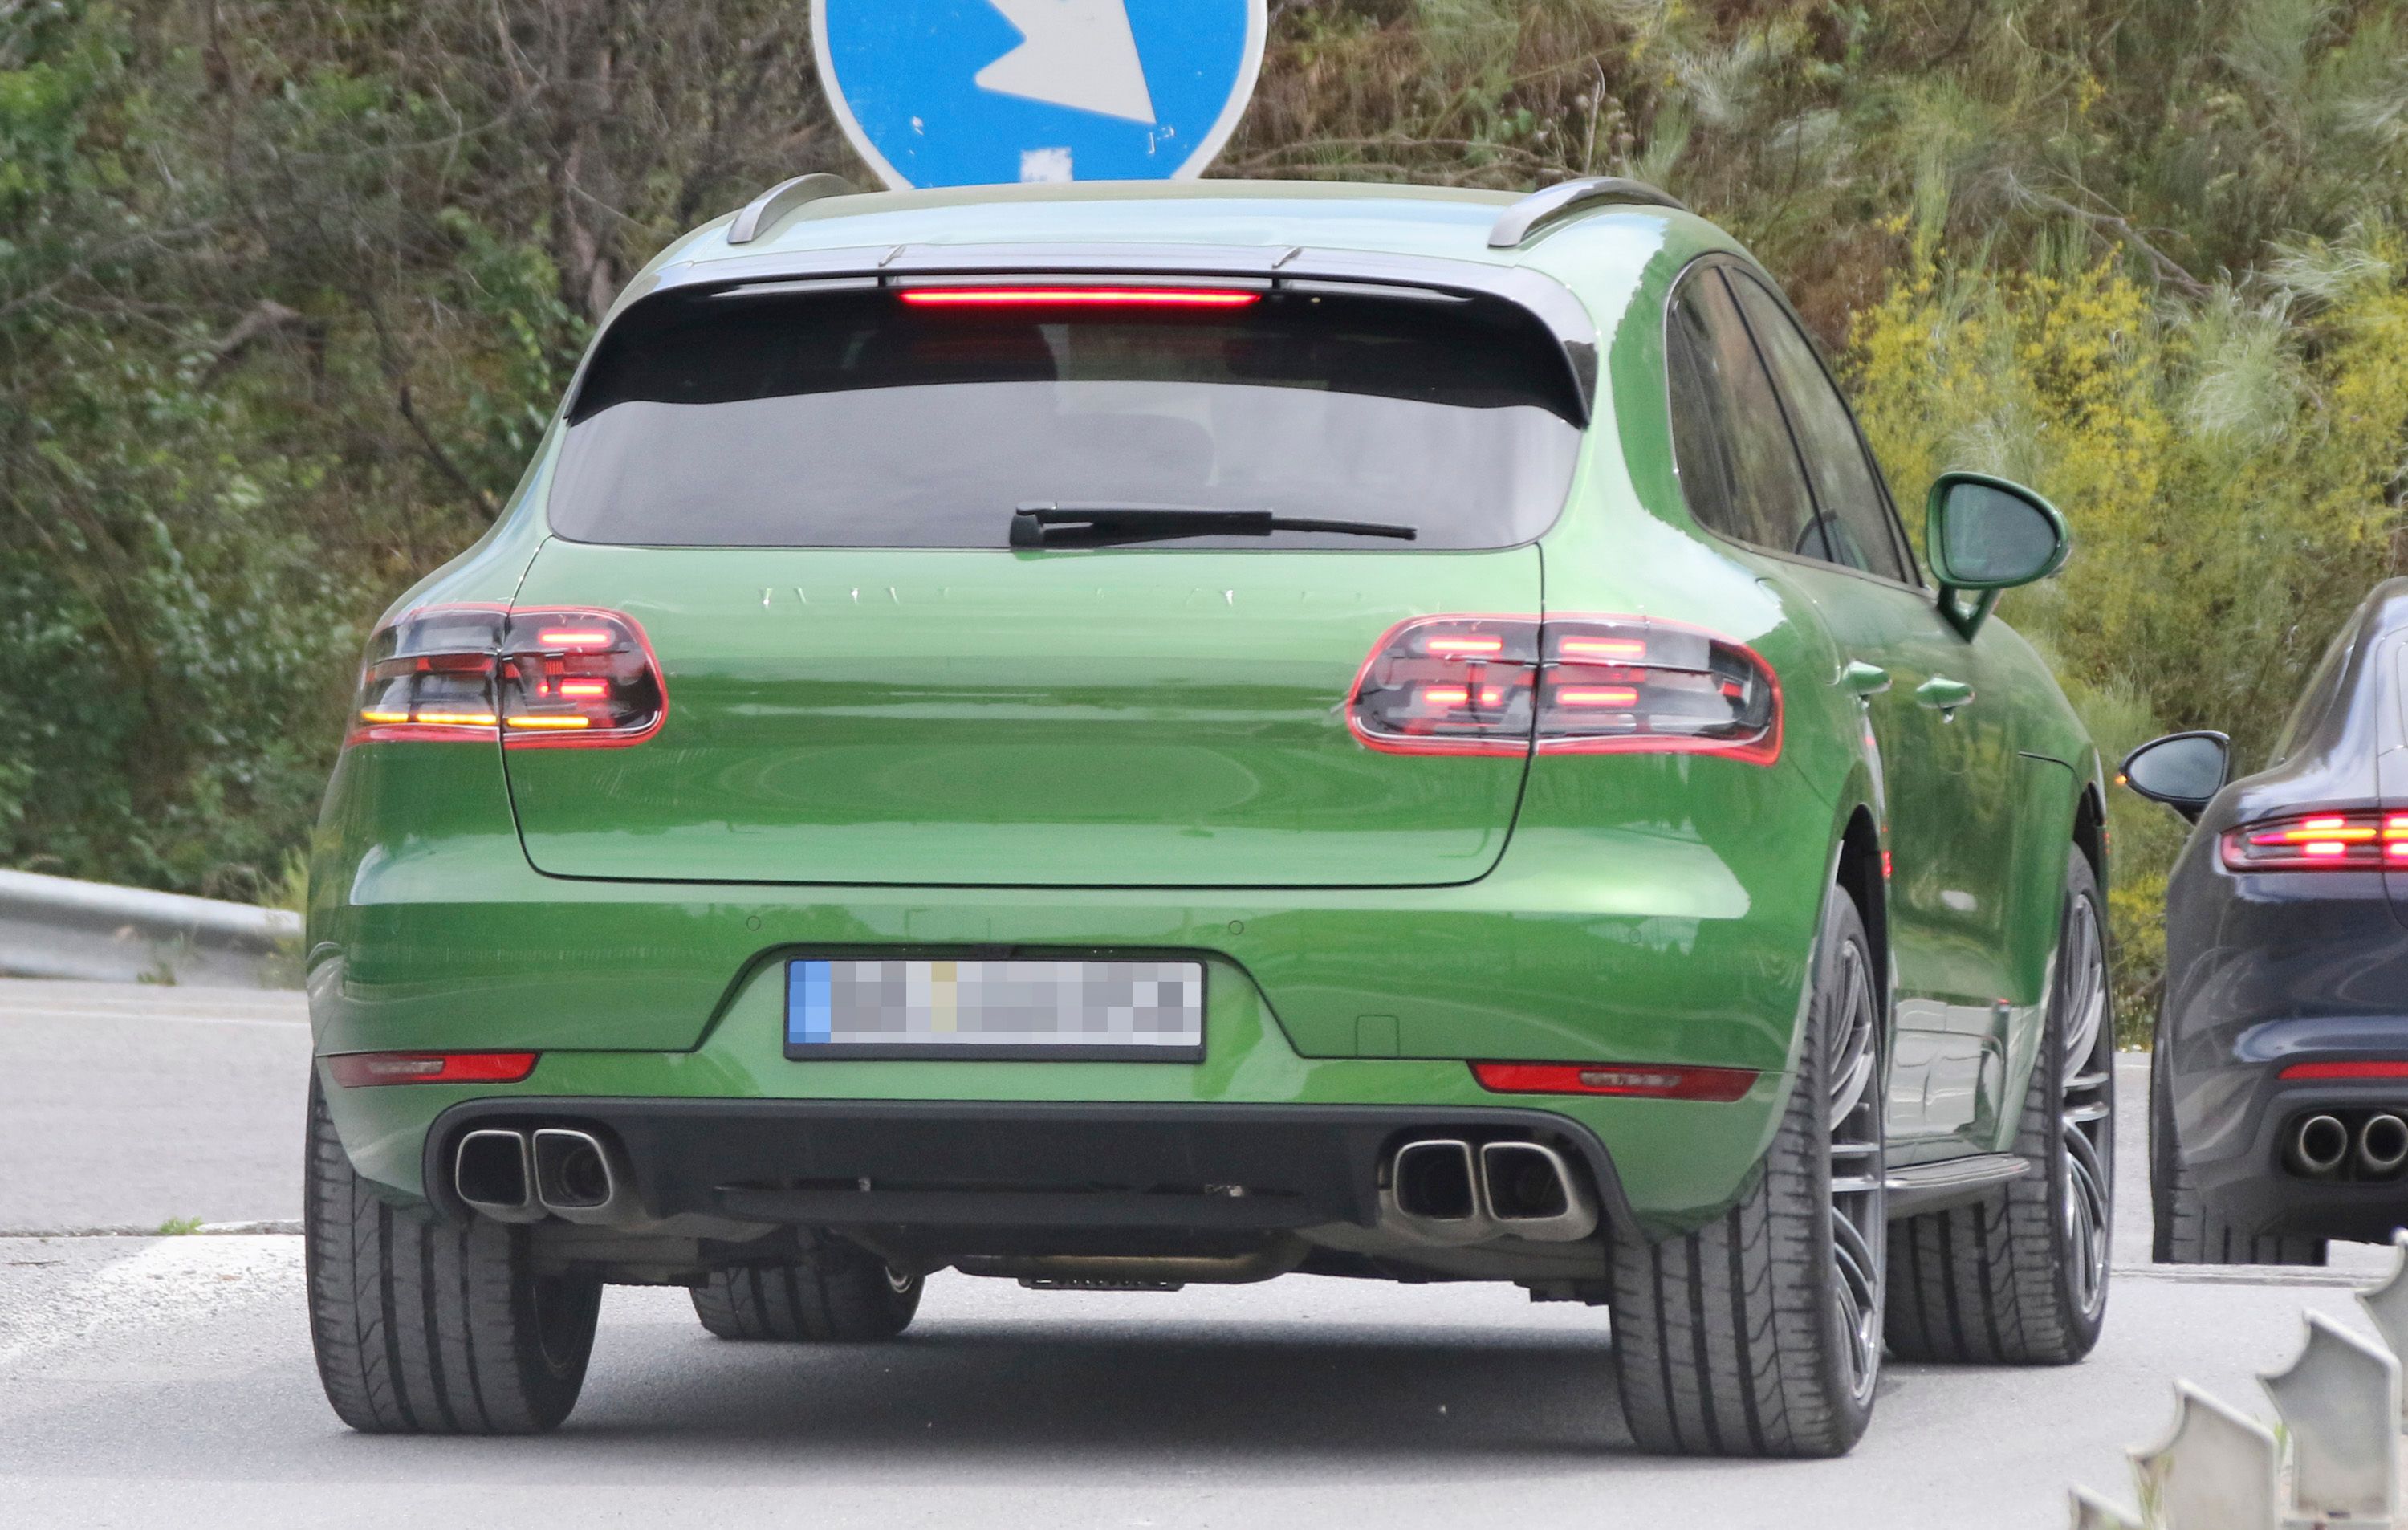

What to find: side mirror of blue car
left=2119, top=731, right=2231, bottom=822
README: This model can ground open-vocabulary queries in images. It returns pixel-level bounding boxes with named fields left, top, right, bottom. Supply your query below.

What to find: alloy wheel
left=2057, top=893, right=2113, bottom=1319
left=1825, top=938, right=1886, bottom=1402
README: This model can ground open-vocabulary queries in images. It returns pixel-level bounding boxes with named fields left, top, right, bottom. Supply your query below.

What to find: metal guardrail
left=2071, top=1230, right=2408, bottom=1528
left=0, top=869, right=301, bottom=988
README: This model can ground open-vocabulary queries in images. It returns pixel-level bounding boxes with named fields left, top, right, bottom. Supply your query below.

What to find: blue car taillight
left=2221, top=812, right=2405, bottom=870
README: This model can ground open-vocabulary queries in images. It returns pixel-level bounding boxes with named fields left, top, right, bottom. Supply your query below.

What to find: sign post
left=813, top=0, right=1267, bottom=189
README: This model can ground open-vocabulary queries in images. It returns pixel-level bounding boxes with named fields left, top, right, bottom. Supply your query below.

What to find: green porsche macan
left=303, top=174, right=2114, bottom=1457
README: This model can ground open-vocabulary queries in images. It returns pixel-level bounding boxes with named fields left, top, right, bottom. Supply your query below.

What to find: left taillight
left=348, top=604, right=666, bottom=747
left=1346, top=613, right=1780, bottom=763
left=2221, top=812, right=2407, bottom=871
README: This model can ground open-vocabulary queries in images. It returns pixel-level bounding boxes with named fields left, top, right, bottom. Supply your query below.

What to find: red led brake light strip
left=898, top=287, right=1261, bottom=310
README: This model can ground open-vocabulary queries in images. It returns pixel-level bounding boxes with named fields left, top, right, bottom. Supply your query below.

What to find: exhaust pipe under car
left=531, top=1127, right=635, bottom=1225
left=2358, top=1113, right=2408, bottom=1178
left=2288, top=1114, right=2351, bottom=1178
left=454, top=1129, right=544, bottom=1223
left=1479, top=1141, right=1600, bottom=1243
left=1380, top=1137, right=1601, bottom=1245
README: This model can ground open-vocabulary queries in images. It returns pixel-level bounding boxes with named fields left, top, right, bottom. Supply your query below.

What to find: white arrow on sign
left=976, top=0, right=1157, bottom=125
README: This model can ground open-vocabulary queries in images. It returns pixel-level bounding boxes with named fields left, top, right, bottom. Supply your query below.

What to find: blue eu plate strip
left=787, top=960, right=833, bottom=1047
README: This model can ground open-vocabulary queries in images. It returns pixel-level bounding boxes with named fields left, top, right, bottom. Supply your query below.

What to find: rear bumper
left=307, top=745, right=1843, bottom=1237
left=417, top=1096, right=1637, bottom=1239
left=2175, top=1019, right=2408, bottom=1243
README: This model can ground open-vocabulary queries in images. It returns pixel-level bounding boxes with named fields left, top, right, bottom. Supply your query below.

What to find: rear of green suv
left=303, top=177, right=2087, bottom=1457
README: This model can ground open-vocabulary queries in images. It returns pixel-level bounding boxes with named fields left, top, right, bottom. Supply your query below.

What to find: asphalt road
left=0, top=981, right=309, bottom=1232
left=0, top=979, right=2398, bottom=1528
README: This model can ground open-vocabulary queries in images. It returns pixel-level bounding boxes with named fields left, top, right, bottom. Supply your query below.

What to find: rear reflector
left=1471, top=1061, right=1760, bottom=1102
left=348, top=604, right=667, bottom=748
left=1348, top=614, right=1780, bottom=763
left=898, top=287, right=1261, bottom=309
left=326, top=1052, right=539, bottom=1088
left=2221, top=811, right=2404, bottom=871
left=2279, top=1060, right=2408, bottom=1081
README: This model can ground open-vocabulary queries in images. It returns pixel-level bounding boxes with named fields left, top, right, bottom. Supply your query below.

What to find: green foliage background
left=7, top=0, right=2408, bottom=1036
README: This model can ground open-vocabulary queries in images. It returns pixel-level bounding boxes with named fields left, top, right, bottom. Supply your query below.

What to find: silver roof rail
left=1487, top=177, right=1688, bottom=249
left=726, top=173, right=856, bottom=246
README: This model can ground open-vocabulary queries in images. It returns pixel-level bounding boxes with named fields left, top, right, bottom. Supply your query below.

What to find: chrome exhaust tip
left=2290, top=1114, right=2351, bottom=1178
left=1478, top=1141, right=1601, bottom=1243
left=531, top=1127, right=628, bottom=1224
left=454, top=1129, right=543, bottom=1223
left=1381, top=1139, right=1492, bottom=1245
left=2359, top=1114, right=2408, bottom=1178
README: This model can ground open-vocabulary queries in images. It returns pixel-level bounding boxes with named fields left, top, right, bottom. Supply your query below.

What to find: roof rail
left=726, top=173, right=856, bottom=246
left=1487, top=177, right=1688, bottom=249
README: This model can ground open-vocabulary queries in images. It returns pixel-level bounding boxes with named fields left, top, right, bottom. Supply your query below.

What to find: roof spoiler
left=1488, top=177, right=1687, bottom=249
left=726, top=173, right=856, bottom=246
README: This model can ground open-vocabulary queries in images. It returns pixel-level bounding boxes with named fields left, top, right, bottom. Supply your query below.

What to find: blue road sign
left=812, top=0, right=1267, bottom=189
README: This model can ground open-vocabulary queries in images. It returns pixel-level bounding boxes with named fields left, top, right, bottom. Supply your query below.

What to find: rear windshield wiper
left=1011, top=503, right=1418, bottom=549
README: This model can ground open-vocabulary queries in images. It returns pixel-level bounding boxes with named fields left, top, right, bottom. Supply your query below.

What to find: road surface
left=0, top=979, right=2394, bottom=1528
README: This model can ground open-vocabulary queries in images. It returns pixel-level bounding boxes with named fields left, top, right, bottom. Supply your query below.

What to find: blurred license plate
left=784, top=958, right=1204, bottom=1061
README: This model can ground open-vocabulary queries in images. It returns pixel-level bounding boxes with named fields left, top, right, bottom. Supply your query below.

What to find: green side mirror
left=2118, top=730, right=2230, bottom=823
left=1925, top=471, right=2070, bottom=636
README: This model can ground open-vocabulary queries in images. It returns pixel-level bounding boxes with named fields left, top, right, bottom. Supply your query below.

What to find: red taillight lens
left=1346, top=616, right=1539, bottom=756
left=1346, top=614, right=1780, bottom=763
left=2220, top=812, right=2406, bottom=871
left=1537, top=617, right=1780, bottom=762
left=897, top=286, right=1261, bottom=309
left=498, top=608, right=667, bottom=747
left=326, top=1051, right=539, bottom=1088
left=2278, top=1060, right=2408, bottom=1080
left=1471, top=1061, right=1760, bottom=1102
left=348, top=605, right=666, bottom=748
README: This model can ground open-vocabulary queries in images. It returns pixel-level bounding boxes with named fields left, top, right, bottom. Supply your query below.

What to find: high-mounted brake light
left=1346, top=614, right=1780, bottom=763
left=2220, top=811, right=2408, bottom=871
left=898, top=287, right=1261, bottom=310
left=326, top=1051, right=539, bottom=1088
left=348, top=604, right=667, bottom=748
left=1472, top=1061, right=1760, bottom=1103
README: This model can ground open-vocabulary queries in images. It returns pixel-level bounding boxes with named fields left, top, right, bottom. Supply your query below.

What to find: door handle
left=1841, top=661, right=1891, bottom=697
left=1916, top=676, right=1976, bottom=713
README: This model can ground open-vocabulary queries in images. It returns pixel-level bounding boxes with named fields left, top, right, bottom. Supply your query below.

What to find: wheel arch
left=1834, top=804, right=1889, bottom=1015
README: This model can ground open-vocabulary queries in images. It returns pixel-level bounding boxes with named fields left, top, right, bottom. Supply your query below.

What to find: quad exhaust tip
left=2289, top=1114, right=2350, bottom=1178
left=454, top=1129, right=543, bottom=1223
left=1381, top=1137, right=1600, bottom=1244
left=453, top=1126, right=634, bottom=1224
left=2358, top=1113, right=2408, bottom=1178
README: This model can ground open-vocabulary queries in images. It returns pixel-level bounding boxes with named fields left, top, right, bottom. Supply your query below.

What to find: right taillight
left=2221, top=812, right=2406, bottom=870
left=348, top=604, right=666, bottom=747
left=1347, top=613, right=1780, bottom=763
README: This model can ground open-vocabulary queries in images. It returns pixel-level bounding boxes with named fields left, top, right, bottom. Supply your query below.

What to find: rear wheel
left=1608, top=885, right=1885, bottom=1458
left=2151, top=1024, right=2325, bottom=1266
left=305, top=1078, right=602, bottom=1433
left=692, top=1234, right=923, bottom=1342
left=1886, top=848, right=2115, bottom=1363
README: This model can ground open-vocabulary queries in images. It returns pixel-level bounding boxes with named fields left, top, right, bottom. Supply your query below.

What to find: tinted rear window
left=551, top=284, right=1585, bottom=549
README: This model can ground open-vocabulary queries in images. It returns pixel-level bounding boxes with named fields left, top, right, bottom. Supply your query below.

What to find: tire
left=305, top=1078, right=603, bottom=1433
left=1609, top=885, right=1885, bottom=1458
left=2151, top=1023, right=2325, bottom=1266
left=1886, top=848, right=2116, bottom=1364
left=691, top=1234, right=923, bottom=1342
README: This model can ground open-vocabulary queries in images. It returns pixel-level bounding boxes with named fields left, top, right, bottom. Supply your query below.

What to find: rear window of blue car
left=551, top=283, right=1586, bottom=549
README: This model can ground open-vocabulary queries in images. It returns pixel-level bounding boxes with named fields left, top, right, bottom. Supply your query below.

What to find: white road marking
left=0, top=1005, right=305, bottom=1028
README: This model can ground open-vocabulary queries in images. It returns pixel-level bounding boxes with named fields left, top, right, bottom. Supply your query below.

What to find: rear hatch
left=504, top=275, right=1584, bottom=888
